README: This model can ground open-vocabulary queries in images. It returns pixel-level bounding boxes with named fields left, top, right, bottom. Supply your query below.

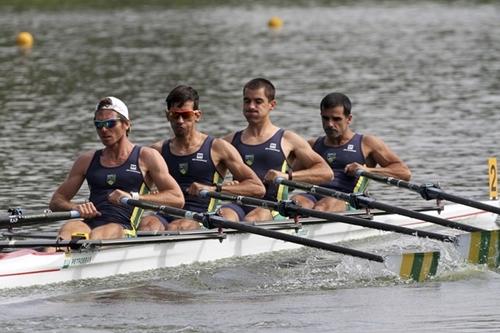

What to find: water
left=1, top=1, right=500, bottom=332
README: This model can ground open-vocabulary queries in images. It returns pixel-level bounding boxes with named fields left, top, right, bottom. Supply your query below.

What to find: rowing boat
left=0, top=199, right=497, bottom=289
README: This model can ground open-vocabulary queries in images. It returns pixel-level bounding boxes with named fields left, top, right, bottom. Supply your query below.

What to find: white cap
left=95, top=96, right=129, bottom=120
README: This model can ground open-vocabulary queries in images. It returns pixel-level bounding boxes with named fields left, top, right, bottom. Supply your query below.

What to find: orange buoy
left=268, top=16, right=283, bottom=29
left=16, top=32, right=34, bottom=49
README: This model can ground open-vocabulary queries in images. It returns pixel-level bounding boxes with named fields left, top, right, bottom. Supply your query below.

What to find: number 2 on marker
left=489, top=157, right=497, bottom=200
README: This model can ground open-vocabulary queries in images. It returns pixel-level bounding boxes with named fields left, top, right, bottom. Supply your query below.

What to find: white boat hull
left=0, top=200, right=498, bottom=289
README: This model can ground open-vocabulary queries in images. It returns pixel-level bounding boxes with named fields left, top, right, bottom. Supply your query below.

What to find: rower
left=221, top=78, right=333, bottom=222
left=138, top=85, right=265, bottom=231
left=291, top=92, right=411, bottom=212
left=49, top=96, right=184, bottom=240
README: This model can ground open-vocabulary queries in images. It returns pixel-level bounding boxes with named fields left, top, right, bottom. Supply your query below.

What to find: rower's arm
left=49, top=153, right=92, bottom=212
left=357, top=134, right=411, bottom=181
left=284, top=131, right=333, bottom=184
left=139, top=147, right=185, bottom=208
left=213, top=139, right=266, bottom=198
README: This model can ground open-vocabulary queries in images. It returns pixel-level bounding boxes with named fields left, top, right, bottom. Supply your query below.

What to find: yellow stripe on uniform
left=127, top=183, right=150, bottom=236
left=353, top=175, right=369, bottom=193
left=207, top=172, right=222, bottom=212
left=270, top=161, right=291, bottom=219
left=276, top=161, right=290, bottom=201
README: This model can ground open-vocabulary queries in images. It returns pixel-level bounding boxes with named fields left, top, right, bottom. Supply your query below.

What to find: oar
left=356, top=170, right=500, bottom=216
left=121, top=197, right=440, bottom=282
left=275, top=178, right=485, bottom=233
left=200, top=190, right=454, bottom=242
left=0, top=233, right=224, bottom=250
left=201, top=191, right=500, bottom=268
left=0, top=209, right=80, bottom=228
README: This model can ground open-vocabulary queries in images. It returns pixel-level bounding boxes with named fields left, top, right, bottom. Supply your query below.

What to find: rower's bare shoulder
left=72, top=150, right=95, bottom=171
left=212, top=137, right=239, bottom=159
left=149, top=140, right=164, bottom=152
left=307, top=137, right=316, bottom=147
left=212, top=137, right=231, bottom=150
left=362, top=134, right=388, bottom=150
left=139, top=146, right=164, bottom=163
left=222, top=132, right=235, bottom=143
left=283, top=130, right=312, bottom=148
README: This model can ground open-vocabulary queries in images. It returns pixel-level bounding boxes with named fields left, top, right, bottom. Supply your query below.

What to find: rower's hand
left=264, top=169, right=288, bottom=184
left=108, top=189, right=130, bottom=205
left=75, top=201, right=101, bottom=219
left=345, top=162, right=365, bottom=176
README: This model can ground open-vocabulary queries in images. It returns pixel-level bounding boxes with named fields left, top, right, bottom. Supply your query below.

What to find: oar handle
left=0, top=210, right=80, bottom=228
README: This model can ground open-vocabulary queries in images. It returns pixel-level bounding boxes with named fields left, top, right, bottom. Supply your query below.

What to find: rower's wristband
left=130, top=191, right=140, bottom=200
left=215, top=184, right=222, bottom=192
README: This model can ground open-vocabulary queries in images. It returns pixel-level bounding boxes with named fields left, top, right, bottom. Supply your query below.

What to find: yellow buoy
left=16, top=32, right=34, bottom=49
left=268, top=16, right=283, bottom=29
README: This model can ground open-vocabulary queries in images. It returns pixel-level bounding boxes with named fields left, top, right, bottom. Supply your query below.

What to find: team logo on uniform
left=179, top=163, right=189, bottom=175
left=130, top=164, right=137, bottom=171
left=106, top=174, right=116, bottom=185
left=245, top=154, right=254, bottom=166
left=196, top=153, right=203, bottom=160
left=327, top=153, right=336, bottom=164
left=265, top=142, right=280, bottom=152
left=344, top=144, right=356, bottom=153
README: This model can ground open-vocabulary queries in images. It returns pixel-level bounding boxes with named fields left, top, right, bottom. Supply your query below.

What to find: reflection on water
left=1, top=2, right=500, bottom=332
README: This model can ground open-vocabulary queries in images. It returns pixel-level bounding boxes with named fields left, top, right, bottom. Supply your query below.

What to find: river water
left=0, top=1, right=500, bottom=332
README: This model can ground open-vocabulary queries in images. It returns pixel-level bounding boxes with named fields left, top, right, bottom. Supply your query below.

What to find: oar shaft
left=201, top=190, right=454, bottom=242
left=275, top=178, right=484, bottom=232
left=364, top=199, right=484, bottom=232
left=0, top=234, right=218, bottom=249
left=121, top=197, right=385, bottom=262
left=358, top=170, right=500, bottom=215
left=204, top=215, right=384, bottom=262
left=427, top=188, right=500, bottom=215
left=0, top=210, right=80, bottom=228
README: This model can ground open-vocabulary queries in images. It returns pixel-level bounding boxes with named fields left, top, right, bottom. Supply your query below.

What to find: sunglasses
left=166, top=110, right=196, bottom=121
left=94, top=118, right=122, bottom=129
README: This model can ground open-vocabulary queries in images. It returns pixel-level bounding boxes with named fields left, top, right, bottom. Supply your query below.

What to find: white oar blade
left=455, top=230, right=500, bottom=268
left=384, top=251, right=440, bottom=282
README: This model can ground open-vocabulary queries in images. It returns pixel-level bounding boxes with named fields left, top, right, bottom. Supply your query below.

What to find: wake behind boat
left=0, top=198, right=498, bottom=290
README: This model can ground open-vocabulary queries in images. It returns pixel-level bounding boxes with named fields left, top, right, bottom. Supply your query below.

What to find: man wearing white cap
left=49, top=96, right=184, bottom=240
